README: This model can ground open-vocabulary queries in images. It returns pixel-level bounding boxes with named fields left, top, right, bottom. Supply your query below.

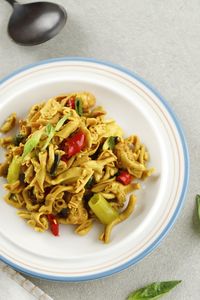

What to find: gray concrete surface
left=0, top=0, right=199, bottom=299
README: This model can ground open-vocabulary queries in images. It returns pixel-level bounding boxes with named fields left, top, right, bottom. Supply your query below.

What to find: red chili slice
left=61, top=154, right=68, bottom=163
left=47, top=214, right=59, bottom=236
left=62, top=130, right=86, bottom=159
left=67, top=97, right=75, bottom=109
left=116, top=171, right=133, bottom=185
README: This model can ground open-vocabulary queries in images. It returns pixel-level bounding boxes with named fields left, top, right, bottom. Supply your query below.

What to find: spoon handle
left=5, top=0, right=18, bottom=6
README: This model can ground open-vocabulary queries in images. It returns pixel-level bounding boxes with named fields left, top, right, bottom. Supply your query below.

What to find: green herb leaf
left=42, top=124, right=55, bottom=151
left=75, top=98, right=83, bottom=116
left=108, top=136, right=117, bottom=150
left=13, top=133, right=25, bottom=146
left=7, top=156, right=23, bottom=184
left=103, top=136, right=117, bottom=151
left=85, top=176, right=94, bottom=188
left=50, top=153, right=60, bottom=176
left=22, top=114, right=70, bottom=156
left=42, top=114, right=70, bottom=151
left=127, top=281, right=181, bottom=300
left=55, top=114, right=70, bottom=131
left=196, top=194, right=200, bottom=221
left=22, top=129, right=44, bottom=159
left=45, top=123, right=53, bottom=135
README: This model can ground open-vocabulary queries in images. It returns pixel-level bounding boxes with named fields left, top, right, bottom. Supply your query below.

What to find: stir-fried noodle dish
left=0, top=92, right=154, bottom=243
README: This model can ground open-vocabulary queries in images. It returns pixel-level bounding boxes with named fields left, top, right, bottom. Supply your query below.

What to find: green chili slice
left=88, top=193, right=119, bottom=225
left=196, top=194, right=200, bottom=221
left=7, top=156, right=23, bottom=184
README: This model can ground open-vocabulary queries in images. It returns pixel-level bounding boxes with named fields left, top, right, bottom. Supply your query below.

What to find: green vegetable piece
left=50, top=153, right=60, bottom=176
left=103, top=136, right=117, bottom=151
left=42, top=124, right=55, bottom=151
left=85, top=176, right=94, bottom=188
left=13, top=133, right=25, bottom=146
left=22, top=129, right=44, bottom=159
left=127, top=281, right=181, bottom=300
left=75, top=98, right=83, bottom=116
left=45, top=123, right=53, bottom=135
left=55, top=114, right=69, bottom=131
left=7, top=156, right=23, bottom=184
left=196, top=194, right=200, bottom=221
left=42, top=114, right=70, bottom=151
left=88, top=193, right=119, bottom=225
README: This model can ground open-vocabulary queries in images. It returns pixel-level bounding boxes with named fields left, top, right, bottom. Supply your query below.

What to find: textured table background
left=0, top=0, right=199, bottom=299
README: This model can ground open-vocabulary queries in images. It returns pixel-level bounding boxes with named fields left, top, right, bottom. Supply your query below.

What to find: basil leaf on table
left=196, top=194, right=200, bottom=221
left=127, top=281, right=181, bottom=300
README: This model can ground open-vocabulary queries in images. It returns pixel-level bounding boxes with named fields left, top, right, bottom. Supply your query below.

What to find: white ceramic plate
left=0, top=58, right=189, bottom=281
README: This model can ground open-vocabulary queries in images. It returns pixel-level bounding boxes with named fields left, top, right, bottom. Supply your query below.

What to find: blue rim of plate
left=0, top=57, right=189, bottom=281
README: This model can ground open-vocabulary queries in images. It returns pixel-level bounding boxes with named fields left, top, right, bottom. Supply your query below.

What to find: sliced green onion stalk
left=75, top=98, right=83, bottom=116
left=20, top=114, right=70, bottom=159
left=42, top=124, right=55, bottom=151
left=42, top=114, right=70, bottom=151
left=22, top=128, right=44, bottom=159
left=55, top=113, right=70, bottom=131
left=127, top=281, right=181, bottom=300
left=7, top=156, right=23, bottom=184
left=45, top=123, right=53, bottom=135
left=88, top=193, right=119, bottom=225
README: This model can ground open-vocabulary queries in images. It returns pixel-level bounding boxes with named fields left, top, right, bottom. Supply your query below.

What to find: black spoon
left=5, top=0, right=67, bottom=45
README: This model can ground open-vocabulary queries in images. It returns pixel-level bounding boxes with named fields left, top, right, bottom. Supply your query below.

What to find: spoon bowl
left=6, top=1, right=67, bottom=45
